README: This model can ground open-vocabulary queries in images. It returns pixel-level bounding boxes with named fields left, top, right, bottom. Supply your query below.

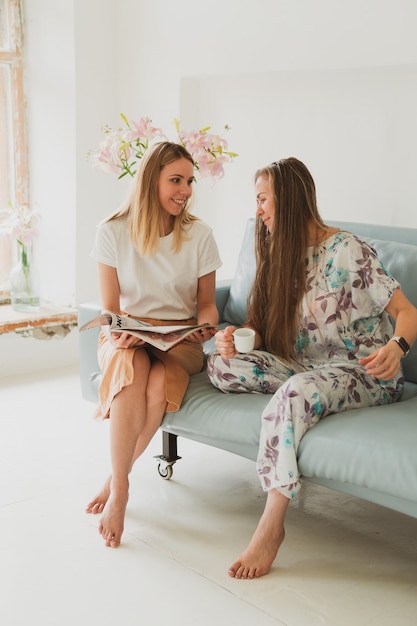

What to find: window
left=0, top=0, right=26, bottom=298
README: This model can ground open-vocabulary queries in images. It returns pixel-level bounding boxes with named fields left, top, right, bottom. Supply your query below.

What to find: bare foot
left=99, top=482, right=129, bottom=548
left=228, top=489, right=289, bottom=579
left=228, top=522, right=285, bottom=579
left=85, top=475, right=111, bottom=514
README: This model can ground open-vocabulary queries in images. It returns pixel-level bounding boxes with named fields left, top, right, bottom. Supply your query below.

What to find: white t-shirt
left=91, top=217, right=222, bottom=319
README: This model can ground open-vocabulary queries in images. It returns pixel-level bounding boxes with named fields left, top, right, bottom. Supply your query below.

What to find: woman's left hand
left=358, top=342, right=403, bottom=380
left=187, top=326, right=217, bottom=344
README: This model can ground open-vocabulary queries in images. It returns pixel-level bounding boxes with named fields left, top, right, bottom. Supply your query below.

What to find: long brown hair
left=247, top=157, right=325, bottom=361
left=106, top=141, right=198, bottom=255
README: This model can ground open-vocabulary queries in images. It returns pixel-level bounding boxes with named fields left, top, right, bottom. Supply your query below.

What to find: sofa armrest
left=216, top=279, right=231, bottom=323
left=199, top=280, right=232, bottom=356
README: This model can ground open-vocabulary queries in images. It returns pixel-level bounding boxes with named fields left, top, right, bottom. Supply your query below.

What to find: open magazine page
left=79, top=313, right=216, bottom=352
left=119, top=325, right=214, bottom=351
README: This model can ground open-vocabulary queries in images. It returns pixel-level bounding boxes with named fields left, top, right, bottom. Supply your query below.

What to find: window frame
left=0, top=0, right=27, bottom=300
left=1, top=0, right=27, bottom=207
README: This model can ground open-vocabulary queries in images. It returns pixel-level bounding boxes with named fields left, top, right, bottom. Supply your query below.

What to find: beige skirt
left=94, top=317, right=204, bottom=420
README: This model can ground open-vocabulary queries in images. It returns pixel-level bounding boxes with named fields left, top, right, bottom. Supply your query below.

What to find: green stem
left=19, top=243, right=32, bottom=295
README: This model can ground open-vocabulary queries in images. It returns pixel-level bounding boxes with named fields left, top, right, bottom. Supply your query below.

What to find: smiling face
left=255, top=174, right=276, bottom=233
left=158, top=157, right=195, bottom=231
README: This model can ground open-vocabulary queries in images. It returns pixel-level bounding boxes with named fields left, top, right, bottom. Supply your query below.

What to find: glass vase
left=10, top=243, right=40, bottom=312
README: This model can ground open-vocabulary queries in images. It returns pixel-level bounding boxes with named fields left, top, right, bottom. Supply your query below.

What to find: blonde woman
left=208, top=157, right=417, bottom=579
left=87, top=142, right=221, bottom=547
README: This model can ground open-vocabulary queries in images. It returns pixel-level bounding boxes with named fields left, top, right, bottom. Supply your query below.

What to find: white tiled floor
left=1, top=366, right=417, bottom=626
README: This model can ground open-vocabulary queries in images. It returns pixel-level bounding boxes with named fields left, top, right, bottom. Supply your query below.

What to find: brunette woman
left=208, top=157, right=417, bottom=578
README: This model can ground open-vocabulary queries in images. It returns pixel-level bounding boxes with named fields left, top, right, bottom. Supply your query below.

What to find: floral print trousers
left=207, top=350, right=402, bottom=500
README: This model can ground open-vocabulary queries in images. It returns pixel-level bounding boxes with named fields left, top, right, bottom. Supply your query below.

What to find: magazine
left=79, top=312, right=217, bottom=352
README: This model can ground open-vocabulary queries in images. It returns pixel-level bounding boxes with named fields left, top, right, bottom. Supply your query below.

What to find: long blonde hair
left=106, top=141, right=198, bottom=255
left=247, top=157, right=325, bottom=360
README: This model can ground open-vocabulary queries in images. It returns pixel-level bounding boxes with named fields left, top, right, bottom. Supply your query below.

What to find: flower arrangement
left=7, top=202, right=41, bottom=310
left=8, top=202, right=41, bottom=249
left=90, top=114, right=238, bottom=181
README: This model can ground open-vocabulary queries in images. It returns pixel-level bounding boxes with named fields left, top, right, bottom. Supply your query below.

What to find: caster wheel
left=158, top=462, right=173, bottom=480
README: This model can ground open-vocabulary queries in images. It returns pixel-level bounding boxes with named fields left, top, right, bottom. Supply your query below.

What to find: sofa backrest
left=222, top=218, right=417, bottom=384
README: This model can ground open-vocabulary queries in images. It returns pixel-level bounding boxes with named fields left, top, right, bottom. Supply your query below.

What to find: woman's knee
left=146, top=360, right=166, bottom=402
left=128, top=349, right=151, bottom=389
left=132, top=346, right=151, bottom=366
left=207, top=353, right=239, bottom=392
left=271, top=371, right=331, bottom=422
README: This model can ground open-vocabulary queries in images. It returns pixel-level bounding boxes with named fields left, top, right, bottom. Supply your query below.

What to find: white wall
left=185, top=65, right=417, bottom=278
left=76, top=0, right=417, bottom=285
left=3, top=0, right=417, bottom=378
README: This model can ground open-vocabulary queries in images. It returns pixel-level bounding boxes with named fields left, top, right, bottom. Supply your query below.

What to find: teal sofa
left=78, top=219, right=417, bottom=519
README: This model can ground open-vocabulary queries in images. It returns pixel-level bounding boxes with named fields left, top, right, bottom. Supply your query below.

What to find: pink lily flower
left=89, top=114, right=237, bottom=182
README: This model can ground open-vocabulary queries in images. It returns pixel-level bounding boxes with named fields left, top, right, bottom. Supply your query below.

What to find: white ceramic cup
left=233, top=327, right=256, bottom=353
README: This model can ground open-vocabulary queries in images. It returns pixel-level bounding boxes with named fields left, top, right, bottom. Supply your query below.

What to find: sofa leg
left=154, top=431, right=181, bottom=480
left=163, top=431, right=179, bottom=461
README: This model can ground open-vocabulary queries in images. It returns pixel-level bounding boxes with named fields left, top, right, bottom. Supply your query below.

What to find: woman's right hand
left=102, top=327, right=145, bottom=349
left=215, top=326, right=238, bottom=358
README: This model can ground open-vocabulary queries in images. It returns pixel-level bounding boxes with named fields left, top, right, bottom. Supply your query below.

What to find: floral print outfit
left=207, top=233, right=404, bottom=499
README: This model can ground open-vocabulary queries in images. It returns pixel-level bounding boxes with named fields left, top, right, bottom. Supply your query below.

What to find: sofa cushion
left=363, top=237, right=417, bottom=384
left=222, top=219, right=256, bottom=326
left=363, top=237, right=417, bottom=309
left=297, top=395, right=417, bottom=511
left=162, top=370, right=261, bottom=460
